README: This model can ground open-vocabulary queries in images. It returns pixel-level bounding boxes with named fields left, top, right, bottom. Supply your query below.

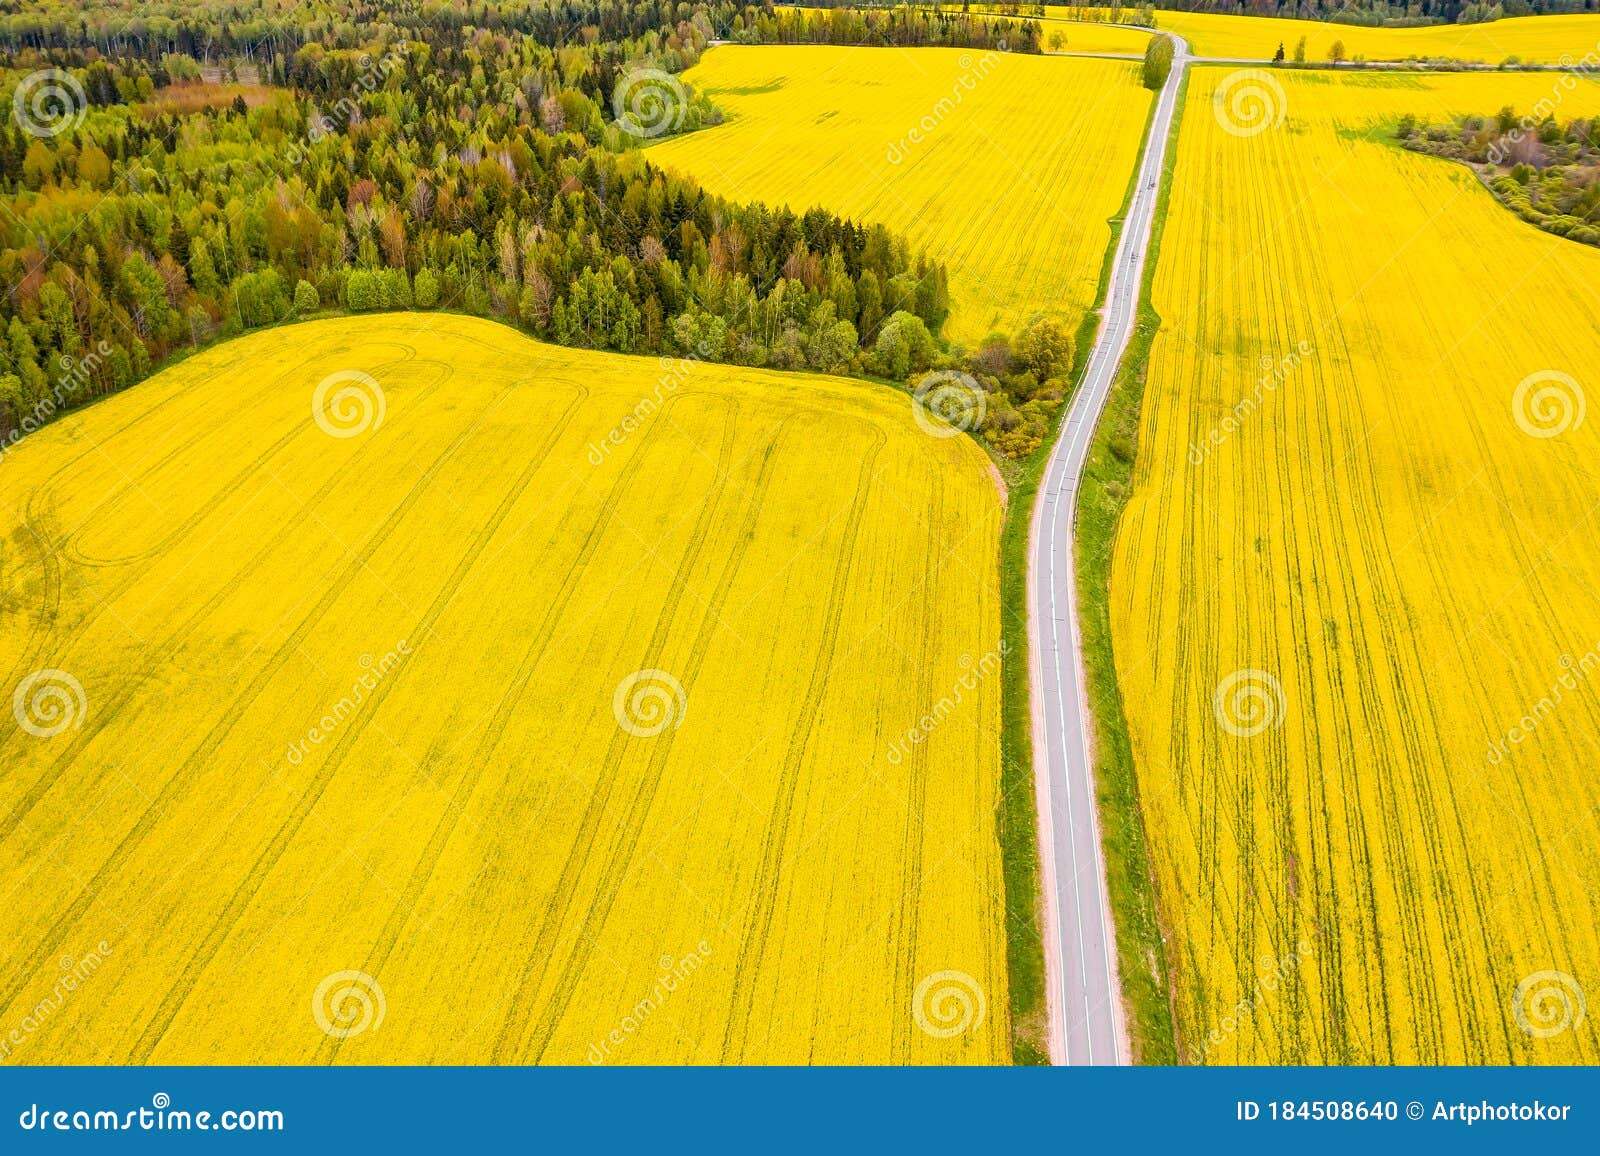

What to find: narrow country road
left=1027, top=34, right=1188, bottom=1067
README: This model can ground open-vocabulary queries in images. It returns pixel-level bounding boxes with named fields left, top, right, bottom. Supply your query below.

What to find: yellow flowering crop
left=651, top=45, right=1153, bottom=343
left=0, top=314, right=1007, bottom=1064
left=1113, top=68, right=1600, bottom=1064
left=1021, top=7, right=1600, bottom=65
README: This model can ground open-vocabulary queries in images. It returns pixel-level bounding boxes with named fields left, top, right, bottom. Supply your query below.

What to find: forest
left=0, top=0, right=1052, bottom=455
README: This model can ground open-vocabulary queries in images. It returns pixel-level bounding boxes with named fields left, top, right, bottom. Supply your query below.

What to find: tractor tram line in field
left=512, top=421, right=803, bottom=1065
left=0, top=359, right=459, bottom=856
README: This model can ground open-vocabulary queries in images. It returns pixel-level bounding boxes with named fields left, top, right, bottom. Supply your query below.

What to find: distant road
left=1027, top=34, right=1189, bottom=1067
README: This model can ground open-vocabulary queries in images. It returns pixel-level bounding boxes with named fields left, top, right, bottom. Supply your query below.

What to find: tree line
left=920, top=0, right=1595, bottom=26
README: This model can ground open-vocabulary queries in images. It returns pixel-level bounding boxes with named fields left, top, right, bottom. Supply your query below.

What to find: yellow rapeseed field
left=651, top=45, right=1153, bottom=343
left=1154, top=9, right=1600, bottom=63
left=0, top=313, right=1008, bottom=1064
left=1018, top=7, right=1600, bottom=63
left=1112, top=68, right=1600, bottom=1063
left=1039, top=20, right=1153, bottom=56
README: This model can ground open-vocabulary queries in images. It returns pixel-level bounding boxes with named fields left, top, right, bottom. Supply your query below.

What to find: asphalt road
left=1027, top=36, right=1189, bottom=1067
